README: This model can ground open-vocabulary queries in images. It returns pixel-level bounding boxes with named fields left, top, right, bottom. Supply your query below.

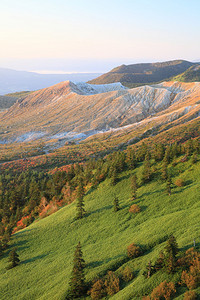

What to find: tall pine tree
left=164, top=235, right=178, bottom=273
left=68, top=242, right=86, bottom=298
left=76, top=181, right=86, bottom=219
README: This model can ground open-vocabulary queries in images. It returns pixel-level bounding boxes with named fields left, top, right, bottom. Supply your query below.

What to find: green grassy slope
left=88, top=60, right=195, bottom=85
left=0, top=158, right=200, bottom=299
left=172, top=65, right=200, bottom=82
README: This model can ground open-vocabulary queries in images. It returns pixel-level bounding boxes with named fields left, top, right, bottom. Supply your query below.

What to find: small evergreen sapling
left=113, top=196, right=120, bottom=212
left=130, top=174, right=138, bottom=201
left=7, top=248, right=20, bottom=269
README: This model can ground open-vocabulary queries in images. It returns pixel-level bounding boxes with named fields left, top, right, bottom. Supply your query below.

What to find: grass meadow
left=0, top=157, right=200, bottom=299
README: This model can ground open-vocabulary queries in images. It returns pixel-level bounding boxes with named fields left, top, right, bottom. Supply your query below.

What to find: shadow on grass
left=87, top=260, right=104, bottom=269
left=87, top=205, right=113, bottom=216
left=11, top=239, right=28, bottom=251
left=184, top=179, right=193, bottom=186
left=22, top=253, right=48, bottom=264
left=14, top=228, right=36, bottom=237
left=91, top=254, right=129, bottom=278
left=180, top=241, right=200, bottom=252
left=118, top=174, right=132, bottom=182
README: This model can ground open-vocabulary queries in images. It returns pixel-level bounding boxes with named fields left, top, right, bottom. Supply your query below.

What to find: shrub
left=175, top=178, right=185, bottom=187
left=150, top=280, right=176, bottom=299
left=129, top=204, right=141, bottom=214
left=183, top=290, right=197, bottom=300
left=89, top=279, right=106, bottom=300
left=127, top=243, right=142, bottom=259
left=181, top=248, right=200, bottom=290
left=104, top=271, right=120, bottom=296
left=181, top=270, right=199, bottom=290
left=121, top=266, right=134, bottom=282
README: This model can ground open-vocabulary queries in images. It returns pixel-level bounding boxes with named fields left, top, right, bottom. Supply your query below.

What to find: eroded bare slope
left=0, top=81, right=200, bottom=143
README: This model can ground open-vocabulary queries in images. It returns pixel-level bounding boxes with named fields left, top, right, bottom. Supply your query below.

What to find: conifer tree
left=163, top=146, right=171, bottom=164
left=191, top=152, right=197, bottom=164
left=130, top=174, right=138, bottom=200
left=164, top=235, right=178, bottom=273
left=113, top=196, right=120, bottom=212
left=126, top=147, right=136, bottom=169
left=161, top=162, right=168, bottom=181
left=7, top=248, right=20, bottom=269
left=76, top=182, right=86, bottom=219
left=166, top=175, right=172, bottom=195
left=68, top=242, right=86, bottom=298
left=110, top=167, right=118, bottom=186
left=142, top=152, right=152, bottom=183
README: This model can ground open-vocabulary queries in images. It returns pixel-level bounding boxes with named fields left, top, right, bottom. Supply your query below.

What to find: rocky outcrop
left=0, top=80, right=200, bottom=144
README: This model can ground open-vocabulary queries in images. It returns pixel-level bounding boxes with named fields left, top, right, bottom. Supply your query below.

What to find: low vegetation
left=0, top=136, right=199, bottom=299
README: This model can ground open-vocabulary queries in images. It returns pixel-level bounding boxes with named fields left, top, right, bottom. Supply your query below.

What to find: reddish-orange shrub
left=89, top=279, right=106, bottom=300
left=183, top=290, right=197, bottom=300
left=181, top=271, right=197, bottom=290
left=181, top=248, right=200, bottom=290
left=127, top=243, right=141, bottom=258
left=129, top=204, right=141, bottom=214
left=104, top=271, right=120, bottom=296
left=150, top=280, right=176, bottom=300
left=174, top=178, right=185, bottom=187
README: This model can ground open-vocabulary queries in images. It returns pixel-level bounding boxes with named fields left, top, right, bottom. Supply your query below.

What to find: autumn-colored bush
left=121, top=266, right=134, bottom=282
left=89, top=279, right=106, bottom=300
left=174, top=178, right=185, bottom=187
left=181, top=270, right=197, bottom=290
left=104, top=271, right=120, bottom=296
left=127, top=243, right=142, bottom=259
left=183, top=290, right=197, bottom=300
left=150, top=280, right=176, bottom=299
left=181, top=248, right=200, bottom=289
left=129, top=204, right=141, bottom=214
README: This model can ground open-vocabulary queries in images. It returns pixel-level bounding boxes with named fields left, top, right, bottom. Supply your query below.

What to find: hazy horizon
left=1, top=57, right=200, bottom=75
left=1, top=0, right=200, bottom=74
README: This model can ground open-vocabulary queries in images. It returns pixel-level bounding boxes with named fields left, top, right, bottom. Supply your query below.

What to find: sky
left=0, top=0, right=200, bottom=73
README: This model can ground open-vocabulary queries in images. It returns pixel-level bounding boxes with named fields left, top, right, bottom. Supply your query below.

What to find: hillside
left=0, top=151, right=200, bottom=299
left=1, top=80, right=200, bottom=146
left=0, top=95, right=18, bottom=112
left=172, top=65, right=200, bottom=82
left=88, top=60, right=197, bottom=85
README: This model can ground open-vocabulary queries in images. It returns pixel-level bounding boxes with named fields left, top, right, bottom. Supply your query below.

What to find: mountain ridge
left=0, top=80, right=200, bottom=148
left=88, top=60, right=199, bottom=85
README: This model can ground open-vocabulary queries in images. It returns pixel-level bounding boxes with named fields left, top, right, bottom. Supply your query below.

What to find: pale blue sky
left=0, top=0, right=200, bottom=72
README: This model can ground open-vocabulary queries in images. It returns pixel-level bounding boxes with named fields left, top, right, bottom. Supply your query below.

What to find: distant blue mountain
left=0, top=68, right=102, bottom=95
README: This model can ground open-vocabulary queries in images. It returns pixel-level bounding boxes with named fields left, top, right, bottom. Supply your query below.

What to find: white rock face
left=74, top=82, right=127, bottom=95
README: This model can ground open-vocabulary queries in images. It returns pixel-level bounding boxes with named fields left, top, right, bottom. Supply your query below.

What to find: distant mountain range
left=88, top=60, right=200, bottom=86
left=0, top=68, right=102, bottom=95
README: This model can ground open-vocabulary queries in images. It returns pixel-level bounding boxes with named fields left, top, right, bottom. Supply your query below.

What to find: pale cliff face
left=0, top=81, right=200, bottom=143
